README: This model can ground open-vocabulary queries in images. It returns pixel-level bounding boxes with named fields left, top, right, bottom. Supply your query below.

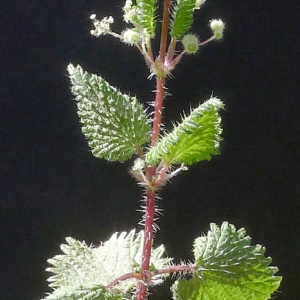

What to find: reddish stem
left=135, top=185, right=156, bottom=300
left=106, top=272, right=141, bottom=290
left=151, top=78, right=165, bottom=146
left=136, top=1, right=172, bottom=299
left=159, top=0, right=171, bottom=62
left=136, top=77, right=165, bottom=300
left=106, top=263, right=195, bottom=291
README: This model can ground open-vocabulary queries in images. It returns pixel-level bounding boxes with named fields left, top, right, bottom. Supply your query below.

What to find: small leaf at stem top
left=136, top=0, right=157, bottom=38
left=170, top=0, right=198, bottom=39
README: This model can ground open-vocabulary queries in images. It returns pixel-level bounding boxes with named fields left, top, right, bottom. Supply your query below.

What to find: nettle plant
left=42, top=1, right=282, bottom=299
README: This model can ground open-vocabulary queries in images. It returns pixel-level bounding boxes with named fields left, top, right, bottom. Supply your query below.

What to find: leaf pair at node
left=68, top=64, right=224, bottom=167
left=42, top=223, right=282, bottom=300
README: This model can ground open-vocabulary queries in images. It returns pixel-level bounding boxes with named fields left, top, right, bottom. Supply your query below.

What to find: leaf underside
left=145, top=97, right=224, bottom=166
left=67, top=64, right=151, bottom=162
left=42, top=230, right=172, bottom=300
left=171, top=222, right=282, bottom=300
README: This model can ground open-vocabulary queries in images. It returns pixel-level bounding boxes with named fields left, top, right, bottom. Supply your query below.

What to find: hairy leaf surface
left=145, top=97, right=223, bottom=166
left=67, top=64, right=151, bottom=162
left=42, top=230, right=172, bottom=299
left=171, top=222, right=282, bottom=300
left=42, top=285, right=125, bottom=300
left=170, top=0, right=197, bottom=38
left=137, top=0, right=156, bottom=38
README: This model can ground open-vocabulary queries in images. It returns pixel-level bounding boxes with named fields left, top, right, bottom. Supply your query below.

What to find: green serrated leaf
left=170, top=0, right=197, bottom=38
left=42, top=229, right=172, bottom=300
left=136, top=0, right=156, bottom=38
left=145, top=97, right=224, bottom=166
left=67, top=64, right=151, bottom=162
left=171, top=222, right=282, bottom=300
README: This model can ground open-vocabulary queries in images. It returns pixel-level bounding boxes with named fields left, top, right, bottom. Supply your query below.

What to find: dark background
left=1, top=0, right=299, bottom=299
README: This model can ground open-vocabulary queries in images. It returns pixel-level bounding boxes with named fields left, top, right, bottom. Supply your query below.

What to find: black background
left=1, top=0, right=299, bottom=299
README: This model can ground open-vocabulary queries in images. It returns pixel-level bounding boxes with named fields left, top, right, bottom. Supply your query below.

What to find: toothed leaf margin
left=42, top=230, right=172, bottom=299
left=67, top=64, right=151, bottom=162
left=171, top=222, right=282, bottom=300
left=137, top=0, right=156, bottom=38
left=170, top=0, right=197, bottom=39
left=145, top=97, right=224, bottom=166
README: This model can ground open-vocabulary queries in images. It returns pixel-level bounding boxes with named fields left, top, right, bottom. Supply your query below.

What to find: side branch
left=154, top=263, right=196, bottom=276
left=106, top=272, right=141, bottom=290
left=106, top=264, right=196, bottom=291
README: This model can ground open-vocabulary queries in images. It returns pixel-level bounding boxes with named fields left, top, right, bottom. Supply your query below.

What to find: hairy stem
left=154, top=263, right=196, bottom=276
left=136, top=184, right=156, bottom=300
left=136, top=77, right=165, bottom=299
left=166, top=37, right=177, bottom=64
left=136, top=1, right=172, bottom=299
left=137, top=64, right=166, bottom=300
left=159, top=0, right=171, bottom=62
left=106, top=272, right=141, bottom=290
left=151, top=77, right=166, bottom=146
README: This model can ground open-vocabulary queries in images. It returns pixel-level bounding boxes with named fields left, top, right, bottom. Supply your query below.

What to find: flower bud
left=123, top=0, right=137, bottom=23
left=182, top=34, right=199, bottom=54
left=195, top=0, right=206, bottom=10
left=132, top=158, right=145, bottom=171
left=210, top=19, right=225, bottom=40
left=90, top=16, right=114, bottom=37
left=90, top=14, right=96, bottom=20
left=122, top=29, right=140, bottom=45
